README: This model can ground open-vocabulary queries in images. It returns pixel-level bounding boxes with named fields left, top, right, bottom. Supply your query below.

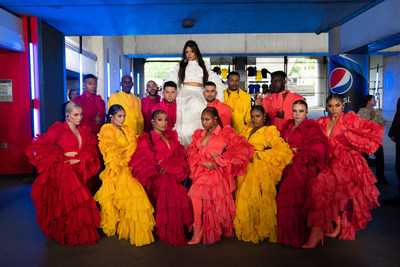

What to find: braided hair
left=326, top=93, right=343, bottom=104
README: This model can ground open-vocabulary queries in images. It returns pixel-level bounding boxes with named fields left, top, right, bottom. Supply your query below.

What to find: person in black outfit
left=384, top=97, right=400, bottom=206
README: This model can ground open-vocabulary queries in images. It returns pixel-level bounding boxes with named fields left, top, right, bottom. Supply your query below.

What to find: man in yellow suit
left=108, top=74, right=144, bottom=135
left=223, top=71, right=251, bottom=134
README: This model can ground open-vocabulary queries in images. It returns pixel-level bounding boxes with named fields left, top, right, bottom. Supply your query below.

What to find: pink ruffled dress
left=308, top=112, right=385, bottom=240
left=187, top=125, right=254, bottom=245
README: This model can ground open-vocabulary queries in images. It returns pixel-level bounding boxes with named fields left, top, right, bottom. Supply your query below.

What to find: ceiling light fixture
left=182, top=19, right=195, bottom=28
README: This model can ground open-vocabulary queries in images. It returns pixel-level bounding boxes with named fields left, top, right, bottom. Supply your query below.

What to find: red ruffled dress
left=129, top=128, right=193, bottom=247
left=187, top=125, right=254, bottom=245
left=276, top=118, right=329, bottom=248
left=308, top=112, right=385, bottom=240
left=25, top=122, right=101, bottom=246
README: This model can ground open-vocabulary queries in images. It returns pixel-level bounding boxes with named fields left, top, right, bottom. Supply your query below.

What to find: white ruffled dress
left=165, top=61, right=225, bottom=147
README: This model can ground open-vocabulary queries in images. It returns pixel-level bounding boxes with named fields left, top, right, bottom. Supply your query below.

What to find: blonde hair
left=65, top=101, right=82, bottom=114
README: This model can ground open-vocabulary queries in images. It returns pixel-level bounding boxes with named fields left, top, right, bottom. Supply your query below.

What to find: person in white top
left=358, top=94, right=388, bottom=184
left=165, top=40, right=225, bottom=148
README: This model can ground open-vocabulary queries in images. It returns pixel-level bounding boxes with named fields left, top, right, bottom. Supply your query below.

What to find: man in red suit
left=262, top=71, right=304, bottom=132
left=203, top=81, right=231, bottom=126
left=72, top=74, right=105, bottom=195
left=72, top=74, right=106, bottom=135
left=141, top=80, right=161, bottom=133
left=151, top=81, right=177, bottom=129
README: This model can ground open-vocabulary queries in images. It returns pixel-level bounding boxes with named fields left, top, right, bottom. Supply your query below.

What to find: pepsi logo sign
left=330, top=68, right=353, bottom=94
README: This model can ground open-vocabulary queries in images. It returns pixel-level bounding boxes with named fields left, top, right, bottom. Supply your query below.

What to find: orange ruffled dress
left=187, top=125, right=254, bottom=245
left=308, top=112, right=385, bottom=240
left=25, top=122, right=101, bottom=246
left=94, top=124, right=155, bottom=246
left=129, top=128, right=193, bottom=247
left=234, top=125, right=293, bottom=243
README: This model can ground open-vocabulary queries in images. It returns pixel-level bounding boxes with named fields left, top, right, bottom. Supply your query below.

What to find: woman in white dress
left=165, top=40, right=225, bottom=147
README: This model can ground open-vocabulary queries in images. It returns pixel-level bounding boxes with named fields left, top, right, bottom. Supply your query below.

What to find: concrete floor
left=1, top=118, right=400, bottom=267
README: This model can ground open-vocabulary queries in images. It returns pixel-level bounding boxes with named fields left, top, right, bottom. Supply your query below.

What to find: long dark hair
left=202, top=107, right=223, bottom=128
left=106, top=104, right=125, bottom=123
left=178, top=40, right=208, bottom=86
left=360, top=94, right=374, bottom=108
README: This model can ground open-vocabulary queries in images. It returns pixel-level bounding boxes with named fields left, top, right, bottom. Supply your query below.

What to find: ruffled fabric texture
left=165, top=61, right=225, bottom=147
left=25, top=122, right=101, bottom=246
left=276, top=119, right=329, bottom=248
left=234, top=125, right=292, bottom=244
left=129, top=129, right=193, bottom=247
left=308, top=112, right=384, bottom=240
left=174, top=85, right=207, bottom=147
left=94, top=124, right=155, bottom=246
left=188, top=126, right=254, bottom=245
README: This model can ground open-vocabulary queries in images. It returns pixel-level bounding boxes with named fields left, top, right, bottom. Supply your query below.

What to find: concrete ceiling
left=0, top=0, right=382, bottom=36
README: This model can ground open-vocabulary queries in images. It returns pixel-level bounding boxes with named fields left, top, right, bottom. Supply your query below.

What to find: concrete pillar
left=310, top=56, right=327, bottom=107
left=38, top=21, right=66, bottom=132
left=133, top=58, right=145, bottom=98
left=233, top=57, right=247, bottom=91
left=86, top=36, right=105, bottom=99
left=328, top=26, right=341, bottom=56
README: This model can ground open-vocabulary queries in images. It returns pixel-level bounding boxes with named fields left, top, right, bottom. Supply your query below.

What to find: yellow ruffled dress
left=94, top=124, right=155, bottom=246
left=234, top=125, right=293, bottom=243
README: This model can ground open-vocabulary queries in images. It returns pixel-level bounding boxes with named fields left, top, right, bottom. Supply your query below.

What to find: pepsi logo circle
left=330, top=68, right=353, bottom=94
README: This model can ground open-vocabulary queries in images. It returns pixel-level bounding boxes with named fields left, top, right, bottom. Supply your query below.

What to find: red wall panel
left=0, top=17, right=37, bottom=174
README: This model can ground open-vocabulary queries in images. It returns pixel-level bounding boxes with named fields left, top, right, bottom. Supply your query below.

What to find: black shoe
left=377, top=177, right=390, bottom=185
left=382, top=196, right=400, bottom=206
left=367, top=158, right=376, bottom=167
